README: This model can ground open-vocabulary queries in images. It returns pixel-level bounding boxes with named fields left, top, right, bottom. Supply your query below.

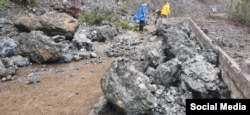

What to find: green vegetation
left=28, top=0, right=38, bottom=7
left=78, top=8, right=116, bottom=25
left=120, top=1, right=127, bottom=12
left=228, top=0, right=250, bottom=25
left=0, top=0, right=38, bottom=7
left=115, top=20, right=133, bottom=30
left=115, top=20, right=148, bottom=32
left=77, top=2, right=148, bottom=32
left=198, top=0, right=220, bottom=4
left=0, top=0, right=8, bottom=8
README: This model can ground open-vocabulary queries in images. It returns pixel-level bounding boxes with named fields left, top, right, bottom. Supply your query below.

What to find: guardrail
left=188, top=18, right=250, bottom=98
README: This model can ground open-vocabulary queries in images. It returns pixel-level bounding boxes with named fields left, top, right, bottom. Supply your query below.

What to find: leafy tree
left=229, top=0, right=250, bottom=25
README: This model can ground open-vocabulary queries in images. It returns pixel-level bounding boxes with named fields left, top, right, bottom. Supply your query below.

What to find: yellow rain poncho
left=161, top=2, right=170, bottom=16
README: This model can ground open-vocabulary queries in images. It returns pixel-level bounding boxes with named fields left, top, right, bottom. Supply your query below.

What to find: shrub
left=0, top=0, right=9, bottom=7
left=228, top=0, right=250, bottom=26
left=28, top=0, right=37, bottom=7
left=78, top=8, right=116, bottom=25
left=115, top=20, right=133, bottom=30
left=120, top=1, right=127, bottom=12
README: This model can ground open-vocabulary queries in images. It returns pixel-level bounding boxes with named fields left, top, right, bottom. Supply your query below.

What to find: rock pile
left=105, top=37, right=143, bottom=58
left=0, top=11, right=119, bottom=82
left=98, top=21, right=230, bottom=115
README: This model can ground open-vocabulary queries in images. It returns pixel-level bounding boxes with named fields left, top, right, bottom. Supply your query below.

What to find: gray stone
left=89, top=25, right=117, bottom=42
left=73, top=55, right=81, bottom=61
left=90, top=52, right=97, bottom=58
left=15, top=31, right=64, bottom=63
left=11, top=76, right=18, bottom=80
left=56, top=69, right=64, bottom=73
left=180, top=55, right=227, bottom=98
left=101, top=58, right=157, bottom=115
left=58, top=54, right=73, bottom=63
left=144, top=49, right=162, bottom=68
left=201, top=49, right=218, bottom=65
left=78, top=52, right=90, bottom=59
left=26, top=74, right=39, bottom=85
left=2, top=77, right=6, bottom=81
left=6, top=75, right=12, bottom=80
left=93, top=96, right=111, bottom=115
left=0, top=39, right=17, bottom=57
left=154, top=58, right=181, bottom=87
left=12, top=55, right=30, bottom=67
left=52, top=35, right=66, bottom=43
left=144, top=67, right=156, bottom=77
left=73, top=29, right=93, bottom=51
left=0, top=58, right=18, bottom=78
left=143, top=41, right=163, bottom=69
left=149, top=36, right=156, bottom=42
left=0, top=18, right=6, bottom=24
left=27, top=73, right=34, bottom=78
left=14, top=12, right=78, bottom=38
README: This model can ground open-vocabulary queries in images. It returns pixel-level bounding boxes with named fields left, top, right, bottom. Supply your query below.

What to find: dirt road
left=0, top=57, right=115, bottom=115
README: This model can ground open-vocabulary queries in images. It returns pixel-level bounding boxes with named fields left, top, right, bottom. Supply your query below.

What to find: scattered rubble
left=99, top=21, right=230, bottom=115
left=0, top=58, right=18, bottom=80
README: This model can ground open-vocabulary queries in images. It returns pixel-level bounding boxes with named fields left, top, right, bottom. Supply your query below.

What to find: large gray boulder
left=154, top=58, right=181, bottom=87
left=144, top=49, right=162, bottom=69
left=161, top=22, right=198, bottom=62
left=143, top=41, right=163, bottom=70
left=180, top=55, right=228, bottom=98
left=101, top=58, right=157, bottom=115
left=15, top=31, right=64, bottom=63
left=88, top=25, right=117, bottom=42
left=14, top=12, right=78, bottom=38
left=0, top=39, right=17, bottom=57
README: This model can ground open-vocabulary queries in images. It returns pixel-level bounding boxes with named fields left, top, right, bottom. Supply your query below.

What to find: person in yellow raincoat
left=154, top=2, right=171, bottom=26
left=161, top=2, right=170, bottom=18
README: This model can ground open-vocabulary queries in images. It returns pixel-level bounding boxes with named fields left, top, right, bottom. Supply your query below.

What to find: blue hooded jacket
left=133, top=3, right=148, bottom=21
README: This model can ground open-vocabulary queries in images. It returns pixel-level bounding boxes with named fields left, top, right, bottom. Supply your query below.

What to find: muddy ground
left=195, top=16, right=250, bottom=69
left=0, top=47, right=114, bottom=115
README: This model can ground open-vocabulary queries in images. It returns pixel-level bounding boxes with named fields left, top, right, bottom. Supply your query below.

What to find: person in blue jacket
left=133, top=2, right=148, bottom=33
